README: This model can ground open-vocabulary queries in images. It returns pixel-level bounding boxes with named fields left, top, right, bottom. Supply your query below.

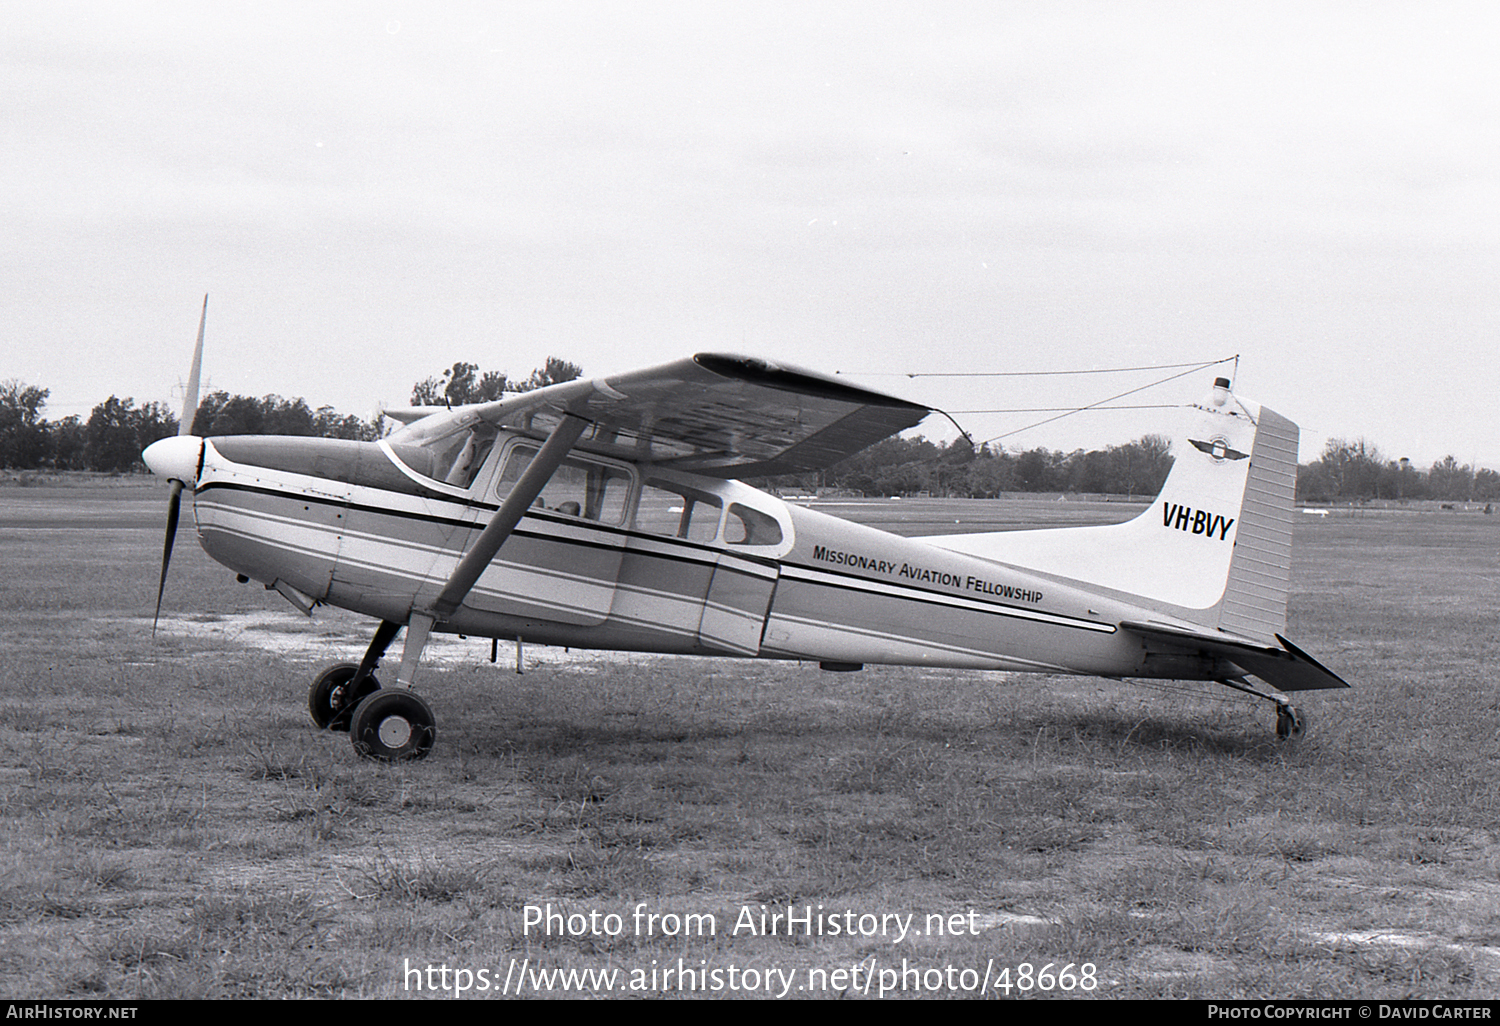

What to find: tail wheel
left=309, top=663, right=379, bottom=732
left=1275, top=704, right=1306, bottom=740
left=349, top=690, right=436, bottom=761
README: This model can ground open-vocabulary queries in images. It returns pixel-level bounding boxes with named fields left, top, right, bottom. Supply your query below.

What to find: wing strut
left=393, top=413, right=590, bottom=687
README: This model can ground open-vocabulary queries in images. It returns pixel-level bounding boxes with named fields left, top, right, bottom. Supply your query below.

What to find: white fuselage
left=186, top=431, right=1212, bottom=681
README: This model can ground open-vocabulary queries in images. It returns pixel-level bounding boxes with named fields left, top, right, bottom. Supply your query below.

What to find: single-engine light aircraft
left=143, top=306, right=1347, bottom=761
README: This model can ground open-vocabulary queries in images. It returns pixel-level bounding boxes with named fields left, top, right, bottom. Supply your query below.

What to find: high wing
left=385, top=353, right=932, bottom=477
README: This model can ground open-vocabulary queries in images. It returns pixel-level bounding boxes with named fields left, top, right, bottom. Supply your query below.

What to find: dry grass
left=1, top=482, right=1498, bottom=998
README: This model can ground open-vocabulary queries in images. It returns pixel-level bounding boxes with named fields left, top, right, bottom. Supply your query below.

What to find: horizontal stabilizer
left=380, top=406, right=449, bottom=425
left=1121, top=620, right=1349, bottom=693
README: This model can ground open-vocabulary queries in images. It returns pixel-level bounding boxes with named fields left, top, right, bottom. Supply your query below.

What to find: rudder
left=1215, top=405, right=1298, bottom=638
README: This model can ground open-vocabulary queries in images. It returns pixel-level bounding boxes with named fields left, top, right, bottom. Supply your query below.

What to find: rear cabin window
left=635, top=480, right=722, bottom=543
left=725, top=503, right=784, bottom=547
left=497, top=445, right=630, bottom=524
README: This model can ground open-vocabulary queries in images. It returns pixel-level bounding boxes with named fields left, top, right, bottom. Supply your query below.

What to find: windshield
left=387, top=423, right=499, bottom=489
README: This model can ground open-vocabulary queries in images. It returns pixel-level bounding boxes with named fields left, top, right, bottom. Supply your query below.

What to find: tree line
left=4, top=368, right=1496, bottom=501
left=0, top=358, right=583, bottom=475
left=823, top=434, right=1500, bottom=503
left=1297, top=438, right=1499, bottom=503
left=0, top=380, right=381, bottom=474
left=765, top=433, right=1176, bottom=499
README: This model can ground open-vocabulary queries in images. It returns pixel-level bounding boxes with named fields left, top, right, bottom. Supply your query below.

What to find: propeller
left=145, top=295, right=207, bottom=635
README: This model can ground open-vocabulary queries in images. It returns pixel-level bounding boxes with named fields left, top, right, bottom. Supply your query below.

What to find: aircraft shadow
left=481, top=705, right=1287, bottom=764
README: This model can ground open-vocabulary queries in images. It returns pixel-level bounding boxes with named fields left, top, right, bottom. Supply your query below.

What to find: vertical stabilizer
left=924, top=378, right=1302, bottom=641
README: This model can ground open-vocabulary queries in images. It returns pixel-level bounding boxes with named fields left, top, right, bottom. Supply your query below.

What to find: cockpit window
left=497, top=445, right=630, bottom=524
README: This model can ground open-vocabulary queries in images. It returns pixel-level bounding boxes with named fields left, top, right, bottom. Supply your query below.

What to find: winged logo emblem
left=1190, top=437, right=1249, bottom=462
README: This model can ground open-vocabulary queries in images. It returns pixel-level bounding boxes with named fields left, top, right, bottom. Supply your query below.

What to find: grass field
left=1, top=479, right=1498, bottom=999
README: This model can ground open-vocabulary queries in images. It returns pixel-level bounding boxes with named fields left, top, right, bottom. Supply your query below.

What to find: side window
left=725, top=503, right=784, bottom=547
left=636, top=480, right=721, bottom=543
left=497, top=445, right=629, bottom=524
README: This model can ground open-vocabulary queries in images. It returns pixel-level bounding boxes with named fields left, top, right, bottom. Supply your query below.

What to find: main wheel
left=309, top=663, right=379, bottom=732
left=348, top=690, right=436, bottom=761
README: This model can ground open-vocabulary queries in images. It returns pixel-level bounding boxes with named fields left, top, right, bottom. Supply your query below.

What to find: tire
left=348, top=690, right=436, bottom=761
left=309, top=663, right=379, bottom=732
left=1275, top=705, right=1306, bottom=740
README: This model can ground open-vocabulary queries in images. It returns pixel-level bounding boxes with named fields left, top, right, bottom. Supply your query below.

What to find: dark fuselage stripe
left=194, top=480, right=778, bottom=574
left=776, top=563, right=1114, bottom=634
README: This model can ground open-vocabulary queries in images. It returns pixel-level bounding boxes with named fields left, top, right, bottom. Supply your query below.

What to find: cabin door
left=698, top=553, right=779, bottom=656
left=458, top=441, right=632, bottom=626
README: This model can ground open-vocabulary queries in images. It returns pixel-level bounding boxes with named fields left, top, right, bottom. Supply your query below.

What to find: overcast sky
left=6, top=2, right=1497, bottom=467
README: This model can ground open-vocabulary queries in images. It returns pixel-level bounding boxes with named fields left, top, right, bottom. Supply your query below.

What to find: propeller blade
left=152, top=479, right=183, bottom=636
left=181, top=294, right=206, bottom=435
left=149, top=296, right=208, bottom=637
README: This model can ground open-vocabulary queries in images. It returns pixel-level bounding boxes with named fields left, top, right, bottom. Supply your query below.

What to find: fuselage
left=182, top=431, right=1211, bottom=681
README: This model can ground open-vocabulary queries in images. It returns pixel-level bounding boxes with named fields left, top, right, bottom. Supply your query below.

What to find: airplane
left=142, top=303, right=1347, bottom=761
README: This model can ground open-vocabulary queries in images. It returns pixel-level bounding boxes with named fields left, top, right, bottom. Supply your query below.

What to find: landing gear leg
left=1216, top=678, right=1306, bottom=740
left=308, top=619, right=400, bottom=731
left=346, top=415, right=584, bottom=763
left=354, top=619, right=402, bottom=686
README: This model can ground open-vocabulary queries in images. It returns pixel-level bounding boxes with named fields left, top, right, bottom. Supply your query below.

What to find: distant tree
left=521, top=357, right=584, bottom=392
left=823, top=435, right=925, bottom=495
left=188, top=391, right=378, bottom=440
left=411, top=362, right=509, bottom=406
left=1474, top=468, right=1500, bottom=501
left=1384, top=457, right=1424, bottom=501
left=1429, top=455, right=1475, bottom=502
left=928, top=437, right=976, bottom=497
left=0, top=380, right=52, bottom=469
left=1063, top=448, right=1105, bottom=493
left=959, top=443, right=1015, bottom=498
left=1296, top=461, right=1335, bottom=503
left=313, top=405, right=382, bottom=441
left=410, top=356, right=582, bottom=406
left=1111, top=433, right=1173, bottom=498
left=135, top=401, right=178, bottom=452
left=257, top=396, right=319, bottom=436
left=1014, top=448, right=1058, bottom=492
left=84, top=396, right=177, bottom=472
left=806, top=431, right=1178, bottom=498
left=191, top=392, right=270, bottom=435
left=409, top=377, right=442, bottom=406
left=48, top=415, right=87, bottom=470
left=1312, top=438, right=1386, bottom=500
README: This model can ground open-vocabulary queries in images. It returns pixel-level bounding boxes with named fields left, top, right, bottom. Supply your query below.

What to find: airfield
left=2, top=478, right=1498, bottom=998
